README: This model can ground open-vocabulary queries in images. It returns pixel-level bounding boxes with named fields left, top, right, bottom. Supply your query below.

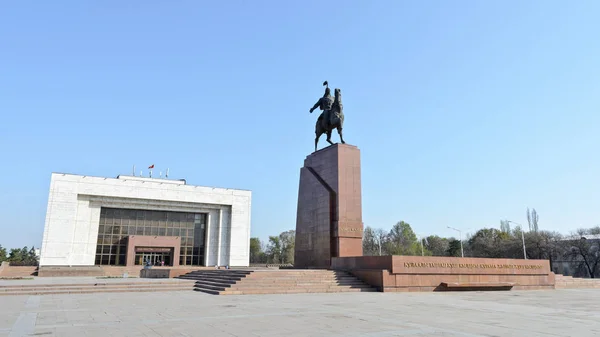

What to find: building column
left=204, top=213, right=211, bottom=266
left=217, top=209, right=223, bottom=267
left=126, top=237, right=135, bottom=266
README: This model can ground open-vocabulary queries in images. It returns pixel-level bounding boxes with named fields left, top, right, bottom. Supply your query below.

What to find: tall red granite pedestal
left=294, top=144, right=363, bottom=269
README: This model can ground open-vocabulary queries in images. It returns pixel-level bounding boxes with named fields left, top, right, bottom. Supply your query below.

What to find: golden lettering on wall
left=403, top=262, right=544, bottom=270
left=339, top=227, right=362, bottom=232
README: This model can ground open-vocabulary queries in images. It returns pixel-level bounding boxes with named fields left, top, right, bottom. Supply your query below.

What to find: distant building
left=39, top=173, right=252, bottom=269
left=552, top=235, right=600, bottom=278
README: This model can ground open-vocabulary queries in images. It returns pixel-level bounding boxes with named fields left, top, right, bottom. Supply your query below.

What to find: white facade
left=40, top=173, right=252, bottom=267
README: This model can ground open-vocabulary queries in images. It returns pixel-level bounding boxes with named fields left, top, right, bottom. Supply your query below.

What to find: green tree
left=8, top=247, right=25, bottom=262
left=362, top=226, right=379, bottom=256
left=249, top=237, right=266, bottom=263
left=467, top=228, right=511, bottom=258
left=266, top=236, right=281, bottom=263
left=384, top=221, right=420, bottom=255
left=446, top=238, right=462, bottom=257
left=7, top=246, right=38, bottom=266
left=424, top=235, right=449, bottom=256
left=0, top=245, right=7, bottom=263
left=279, top=230, right=295, bottom=264
left=500, top=220, right=511, bottom=233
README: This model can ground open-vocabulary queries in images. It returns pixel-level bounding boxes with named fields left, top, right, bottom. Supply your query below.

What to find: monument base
left=331, top=256, right=555, bottom=292
left=294, top=144, right=363, bottom=269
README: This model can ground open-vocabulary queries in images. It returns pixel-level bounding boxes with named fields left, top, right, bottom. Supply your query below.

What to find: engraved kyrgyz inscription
left=403, top=262, right=543, bottom=270
left=339, top=227, right=362, bottom=232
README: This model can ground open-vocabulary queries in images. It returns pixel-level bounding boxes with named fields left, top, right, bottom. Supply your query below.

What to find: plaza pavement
left=1, top=288, right=599, bottom=337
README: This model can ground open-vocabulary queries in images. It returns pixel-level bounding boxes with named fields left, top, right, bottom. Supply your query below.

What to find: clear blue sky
left=1, top=1, right=599, bottom=249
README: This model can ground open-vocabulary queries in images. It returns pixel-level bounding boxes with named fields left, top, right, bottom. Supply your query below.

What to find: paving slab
left=0, top=289, right=599, bottom=336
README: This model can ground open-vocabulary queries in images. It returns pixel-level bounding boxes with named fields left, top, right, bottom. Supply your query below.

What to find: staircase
left=177, top=269, right=377, bottom=295
left=555, top=274, right=600, bottom=289
left=0, top=280, right=196, bottom=296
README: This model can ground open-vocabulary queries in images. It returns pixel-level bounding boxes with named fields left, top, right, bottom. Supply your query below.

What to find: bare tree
left=527, top=208, right=539, bottom=232
left=362, top=226, right=378, bottom=256
left=374, top=228, right=387, bottom=255
left=500, top=220, right=511, bottom=233
left=562, top=229, right=600, bottom=278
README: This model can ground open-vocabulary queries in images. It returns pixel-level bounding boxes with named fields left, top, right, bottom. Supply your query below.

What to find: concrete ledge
left=439, top=282, right=514, bottom=291
left=140, top=269, right=170, bottom=278
left=38, top=266, right=104, bottom=277
left=441, top=282, right=515, bottom=288
left=140, top=268, right=201, bottom=278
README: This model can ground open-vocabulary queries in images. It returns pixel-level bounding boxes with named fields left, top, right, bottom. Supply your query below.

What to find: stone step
left=182, top=271, right=251, bottom=277
left=179, top=273, right=245, bottom=277
left=193, top=286, right=222, bottom=295
left=177, top=269, right=377, bottom=295
left=193, top=283, right=229, bottom=291
left=0, top=283, right=194, bottom=292
left=192, top=280, right=235, bottom=287
left=178, top=273, right=246, bottom=279
left=228, top=285, right=373, bottom=291
left=191, top=277, right=240, bottom=283
left=555, top=278, right=600, bottom=289
left=248, top=273, right=349, bottom=276
left=0, top=287, right=193, bottom=296
left=242, top=277, right=359, bottom=282
left=244, top=275, right=357, bottom=279
left=220, top=288, right=377, bottom=295
left=191, top=280, right=244, bottom=288
left=187, top=270, right=253, bottom=275
left=252, top=270, right=348, bottom=275
left=180, top=272, right=248, bottom=278
left=226, top=280, right=365, bottom=287
left=0, top=281, right=194, bottom=290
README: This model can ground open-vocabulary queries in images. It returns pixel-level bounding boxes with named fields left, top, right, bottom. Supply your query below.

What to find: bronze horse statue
left=314, top=88, right=345, bottom=152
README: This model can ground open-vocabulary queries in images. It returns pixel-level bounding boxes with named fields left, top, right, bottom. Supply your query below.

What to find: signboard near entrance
left=136, top=247, right=172, bottom=253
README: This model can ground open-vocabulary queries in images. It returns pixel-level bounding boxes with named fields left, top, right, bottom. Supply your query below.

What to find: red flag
left=148, top=164, right=154, bottom=169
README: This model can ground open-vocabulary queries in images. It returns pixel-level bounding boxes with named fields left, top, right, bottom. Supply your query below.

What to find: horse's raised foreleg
left=337, top=126, right=345, bottom=144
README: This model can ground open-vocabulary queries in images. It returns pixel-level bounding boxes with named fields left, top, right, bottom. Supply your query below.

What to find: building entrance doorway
left=134, top=247, right=173, bottom=266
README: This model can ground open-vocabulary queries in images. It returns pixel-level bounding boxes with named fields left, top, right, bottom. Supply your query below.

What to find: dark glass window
left=96, top=207, right=208, bottom=266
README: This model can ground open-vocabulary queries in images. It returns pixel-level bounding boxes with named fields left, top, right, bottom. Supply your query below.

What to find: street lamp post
left=447, top=226, right=464, bottom=257
left=507, top=220, right=527, bottom=260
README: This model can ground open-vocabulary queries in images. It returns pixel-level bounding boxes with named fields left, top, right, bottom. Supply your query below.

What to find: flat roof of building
left=51, top=172, right=251, bottom=192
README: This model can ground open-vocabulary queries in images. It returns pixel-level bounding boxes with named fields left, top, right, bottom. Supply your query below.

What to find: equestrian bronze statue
left=309, top=81, right=345, bottom=152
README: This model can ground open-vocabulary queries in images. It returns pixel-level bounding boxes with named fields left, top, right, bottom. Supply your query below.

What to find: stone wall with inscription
left=393, top=256, right=549, bottom=275
left=332, top=255, right=555, bottom=292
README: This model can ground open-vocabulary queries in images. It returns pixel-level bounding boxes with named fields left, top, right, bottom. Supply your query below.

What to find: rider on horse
left=309, top=82, right=334, bottom=131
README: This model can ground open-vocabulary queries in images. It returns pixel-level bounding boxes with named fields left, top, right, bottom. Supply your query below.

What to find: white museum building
left=39, top=173, right=252, bottom=268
